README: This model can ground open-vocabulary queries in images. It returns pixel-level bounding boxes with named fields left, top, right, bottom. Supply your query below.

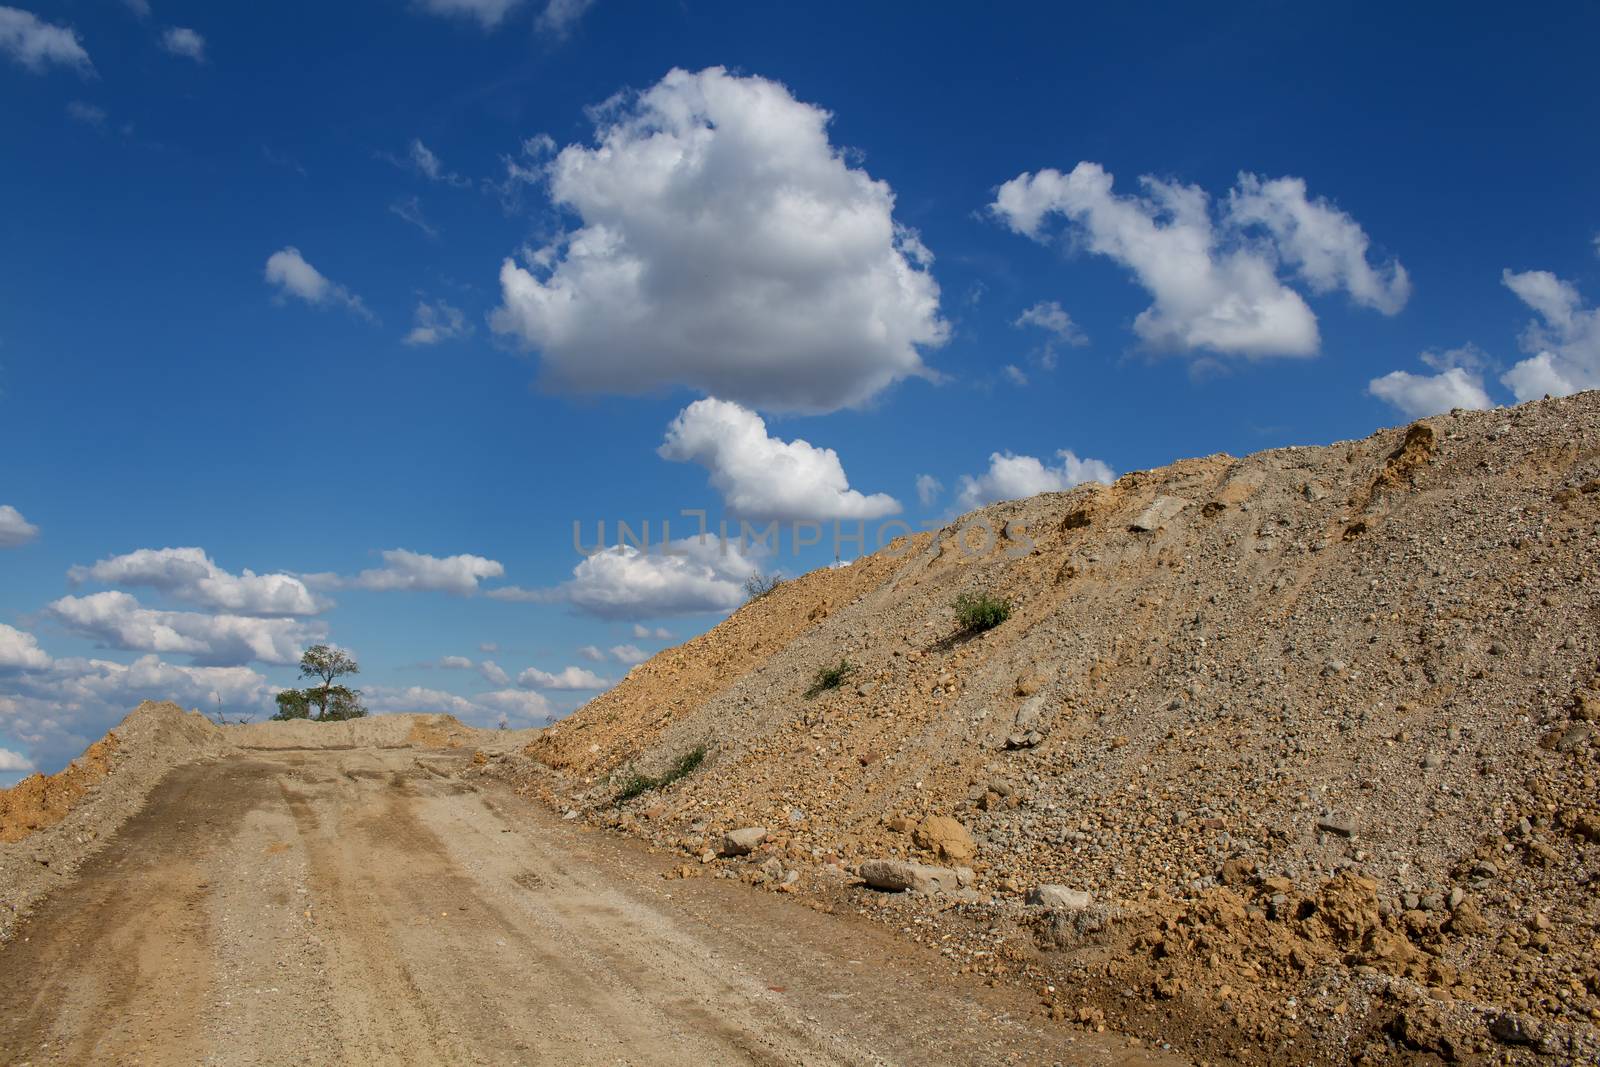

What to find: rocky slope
left=514, top=392, right=1600, bottom=1064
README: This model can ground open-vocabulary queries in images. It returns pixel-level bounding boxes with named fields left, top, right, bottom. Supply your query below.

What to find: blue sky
left=2, top=0, right=1597, bottom=778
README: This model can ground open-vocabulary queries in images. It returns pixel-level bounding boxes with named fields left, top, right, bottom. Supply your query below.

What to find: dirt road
left=0, top=747, right=1177, bottom=1066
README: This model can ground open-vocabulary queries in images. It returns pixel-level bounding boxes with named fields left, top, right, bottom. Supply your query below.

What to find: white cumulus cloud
left=955, top=450, right=1114, bottom=511
left=915, top=474, right=943, bottom=507
left=264, top=247, right=373, bottom=320
left=1369, top=365, right=1491, bottom=419
left=0, top=504, right=39, bottom=547
left=474, top=688, right=554, bottom=725
left=1226, top=175, right=1409, bottom=314
left=609, top=643, right=649, bottom=665
left=631, top=624, right=670, bottom=640
left=491, top=66, right=947, bottom=413
left=68, top=547, right=323, bottom=616
left=0, top=747, right=33, bottom=773
left=314, top=549, right=505, bottom=596
left=659, top=398, right=900, bottom=522
left=0, top=623, right=52, bottom=670
left=991, top=163, right=1407, bottom=359
left=0, top=7, right=92, bottom=74
left=517, top=665, right=609, bottom=690
left=491, top=536, right=756, bottom=620
left=1500, top=268, right=1600, bottom=402
left=44, top=591, right=323, bottom=666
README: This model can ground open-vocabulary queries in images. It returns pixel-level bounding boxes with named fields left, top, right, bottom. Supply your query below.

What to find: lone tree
left=297, top=645, right=367, bottom=721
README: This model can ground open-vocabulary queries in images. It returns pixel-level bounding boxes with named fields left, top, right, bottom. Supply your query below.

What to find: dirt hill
left=0, top=705, right=535, bottom=944
left=517, top=393, right=1600, bottom=1064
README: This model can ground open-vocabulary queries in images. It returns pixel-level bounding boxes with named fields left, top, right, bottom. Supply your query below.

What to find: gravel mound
left=0, top=701, right=226, bottom=942
left=518, top=392, right=1600, bottom=1063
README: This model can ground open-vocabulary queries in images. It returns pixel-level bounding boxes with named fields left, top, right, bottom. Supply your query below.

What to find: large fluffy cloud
left=44, top=591, right=323, bottom=666
left=313, top=549, right=505, bottom=596
left=955, top=450, right=1114, bottom=511
left=0, top=623, right=52, bottom=670
left=0, top=7, right=92, bottom=74
left=264, top=247, right=373, bottom=320
left=1500, top=268, right=1600, bottom=401
left=490, top=536, right=757, bottom=620
left=991, top=163, right=1407, bottom=359
left=0, top=504, right=38, bottom=547
left=68, top=547, right=323, bottom=616
left=659, top=398, right=900, bottom=522
left=490, top=66, right=948, bottom=413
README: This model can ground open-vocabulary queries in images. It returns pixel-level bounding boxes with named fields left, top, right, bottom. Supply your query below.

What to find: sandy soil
left=0, top=745, right=1178, bottom=1066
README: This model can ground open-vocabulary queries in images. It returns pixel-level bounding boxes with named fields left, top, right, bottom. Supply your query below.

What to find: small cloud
left=65, top=100, right=105, bottom=127
left=0, top=7, right=93, bottom=74
left=955, top=450, right=1114, bottom=510
left=631, top=624, right=671, bottom=640
left=536, top=0, right=595, bottom=36
left=1368, top=365, right=1491, bottom=419
left=264, top=247, right=375, bottom=322
left=517, top=665, right=609, bottom=690
left=609, top=643, right=649, bottom=666
left=914, top=474, right=942, bottom=507
left=659, top=398, right=900, bottom=523
left=414, top=0, right=523, bottom=30
left=389, top=196, right=438, bottom=238
left=0, top=504, right=40, bottom=548
left=310, top=549, right=504, bottom=596
left=1001, top=364, right=1028, bottom=386
left=0, top=747, right=36, bottom=773
left=1014, top=300, right=1088, bottom=346
left=405, top=139, right=470, bottom=186
left=160, top=26, right=205, bottom=63
left=576, top=644, right=603, bottom=662
left=403, top=299, right=469, bottom=345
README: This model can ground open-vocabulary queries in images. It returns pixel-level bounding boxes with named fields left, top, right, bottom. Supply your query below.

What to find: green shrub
left=953, top=591, right=1012, bottom=633
left=804, top=659, right=853, bottom=699
left=614, top=744, right=709, bottom=804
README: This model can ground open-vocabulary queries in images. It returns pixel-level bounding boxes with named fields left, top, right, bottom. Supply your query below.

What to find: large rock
left=913, top=815, right=976, bottom=863
left=1026, top=884, right=1093, bottom=911
left=1130, top=496, right=1189, bottom=532
left=859, top=859, right=959, bottom=895
left=720, top=826, right=767, bottom=856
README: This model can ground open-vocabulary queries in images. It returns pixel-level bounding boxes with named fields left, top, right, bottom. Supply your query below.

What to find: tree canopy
left=278, top=645, right=369, bottom=721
